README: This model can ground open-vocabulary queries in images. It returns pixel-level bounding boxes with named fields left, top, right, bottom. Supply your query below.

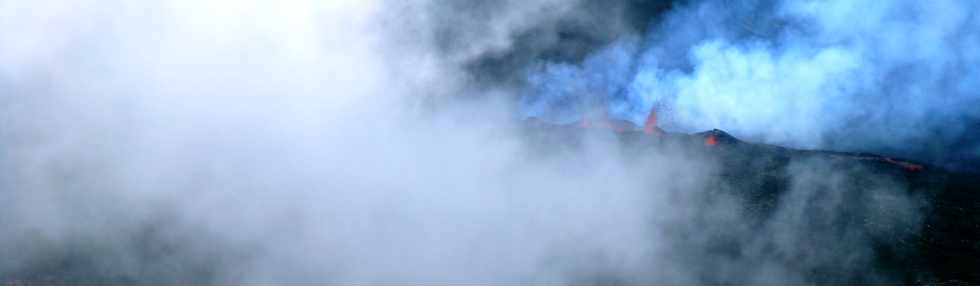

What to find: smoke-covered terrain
left=1, top=0, right=977, bottom=285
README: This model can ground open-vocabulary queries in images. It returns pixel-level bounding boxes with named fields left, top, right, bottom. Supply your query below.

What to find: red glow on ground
left=884, top=158, right=924, bottom=172
left=704, top=135, right=717, bottom=146
left=643, top=111, right=661, bottom=135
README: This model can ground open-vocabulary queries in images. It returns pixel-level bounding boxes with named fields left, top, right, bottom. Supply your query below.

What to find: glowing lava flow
left=704, top=135, right=717, bottom=146
left=884, top=157, right=924, bottom=172
left=643, top=111, right=662, bottom=135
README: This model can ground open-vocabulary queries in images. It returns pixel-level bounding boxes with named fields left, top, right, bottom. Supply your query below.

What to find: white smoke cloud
left=0, top=0, right=927, bottom=285
left=523, top=0, right=980, bottom=168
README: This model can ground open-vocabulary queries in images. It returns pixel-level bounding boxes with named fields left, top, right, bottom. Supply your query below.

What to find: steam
left=0, top=0, right=929, bottom=285
left=522, top=0, right=980, bottom=168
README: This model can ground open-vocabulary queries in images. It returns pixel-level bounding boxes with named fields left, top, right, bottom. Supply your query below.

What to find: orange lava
left=884, top=158, right=924, bottom=172
left=643, top=111, right=661, bottom=135
left=704, top=135, right=717, bottom=146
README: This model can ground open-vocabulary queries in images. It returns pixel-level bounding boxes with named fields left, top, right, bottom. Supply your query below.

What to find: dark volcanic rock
left=521, top=122, right=980, bottom=285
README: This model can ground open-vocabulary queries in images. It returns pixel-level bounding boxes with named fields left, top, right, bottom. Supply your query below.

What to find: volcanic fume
left=1, top=0, right=979, bottom=285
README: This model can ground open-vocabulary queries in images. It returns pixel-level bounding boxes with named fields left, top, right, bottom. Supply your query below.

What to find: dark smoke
left=437, top=0, right=680, bottom=88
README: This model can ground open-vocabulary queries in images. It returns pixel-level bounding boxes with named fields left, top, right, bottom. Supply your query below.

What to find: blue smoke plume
left=521, top=0, right=980, bottom=169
